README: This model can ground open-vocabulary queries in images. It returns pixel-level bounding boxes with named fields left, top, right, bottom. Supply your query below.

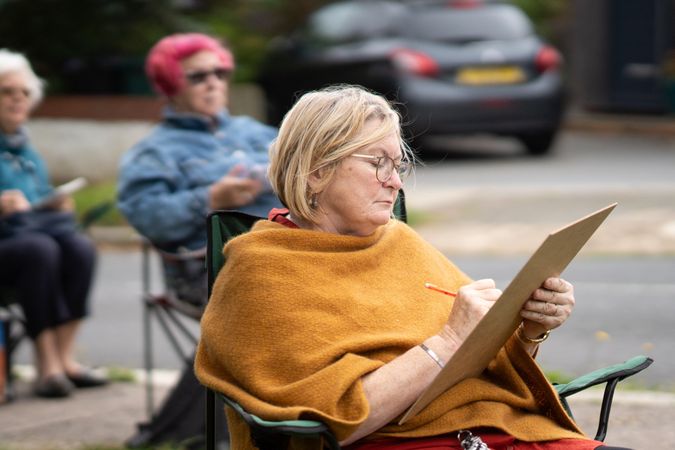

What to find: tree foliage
left=0, top=0, right=567, bottom=93
left=0, top=0, right=336, bottom=92
left=0, top=0, right=198, bottom=92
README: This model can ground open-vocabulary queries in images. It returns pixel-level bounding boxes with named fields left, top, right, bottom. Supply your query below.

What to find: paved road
left=418, top=130, right=675, bottom=188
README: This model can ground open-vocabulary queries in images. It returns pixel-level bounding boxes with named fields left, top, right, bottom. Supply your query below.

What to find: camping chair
left=0, top=200, right=113, bottom=402
left=202, top=194, right=651, bottom=449
left=203, top=194, right=405, bottom=449
left=140, top=240, right=207, bottom=418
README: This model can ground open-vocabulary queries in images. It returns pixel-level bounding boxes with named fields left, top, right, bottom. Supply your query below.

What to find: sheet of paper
left=399, top=203, right=617, bottom=424
left=32, top=177, right=88, bottom=210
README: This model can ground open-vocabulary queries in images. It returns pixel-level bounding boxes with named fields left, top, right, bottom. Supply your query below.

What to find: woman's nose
left=385, top=169, right=404, bottom=189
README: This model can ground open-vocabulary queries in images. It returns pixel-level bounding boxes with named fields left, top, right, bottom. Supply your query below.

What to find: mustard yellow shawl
left=195, top=219, right=584, bottom=449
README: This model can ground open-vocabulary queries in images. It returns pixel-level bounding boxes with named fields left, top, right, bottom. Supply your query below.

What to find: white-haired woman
left=0, top=49, right=107, bottom=398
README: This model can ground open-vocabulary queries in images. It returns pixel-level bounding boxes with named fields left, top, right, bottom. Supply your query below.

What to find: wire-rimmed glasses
left=350, top=153, right=412, bottom=183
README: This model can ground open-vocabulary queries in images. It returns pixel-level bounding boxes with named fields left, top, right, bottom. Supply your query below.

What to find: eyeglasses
left=0, top=87, right=30, bottom=98
left=350, top=153, right=412, bottom=183
left=184, top=67, right=231, bottom=85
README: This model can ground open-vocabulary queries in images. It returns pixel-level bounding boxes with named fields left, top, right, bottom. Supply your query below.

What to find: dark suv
left=258, top=0, right=565, bottom=155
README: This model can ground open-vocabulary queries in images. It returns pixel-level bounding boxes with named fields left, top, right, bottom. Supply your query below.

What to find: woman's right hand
left=208, top=165, right=264, bottom=210
left=438, top=278, right=502, bottom=350
left=347, top=278, right=503, bottom=445
left=0, top=190, right=31, bottom=217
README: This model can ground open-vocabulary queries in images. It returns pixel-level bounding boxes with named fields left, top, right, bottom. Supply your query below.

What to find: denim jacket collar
left=162, top=107, right=231, bottom=133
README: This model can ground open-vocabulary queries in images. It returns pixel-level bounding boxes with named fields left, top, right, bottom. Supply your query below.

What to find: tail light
left=448, top=0, right=482, bottom=8
left=535, top=46, right=562, bottom=73
left=390, top=48, right=440, bottom=77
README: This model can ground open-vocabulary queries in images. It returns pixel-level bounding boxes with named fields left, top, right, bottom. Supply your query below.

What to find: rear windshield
left=305, top=1, right=407, bottom=44
left=405, top=5, right=533, bottom=42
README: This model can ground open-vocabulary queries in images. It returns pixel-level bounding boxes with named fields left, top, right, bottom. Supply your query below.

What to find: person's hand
left=519, top=277, right=574, bottom=340
left=43, top=194, right=75, bottom=212
left=208, top=164, right=264, bottom=210
left=0, top=190, right=31, bottom=216
left=438, top=278, right=502, bottom=349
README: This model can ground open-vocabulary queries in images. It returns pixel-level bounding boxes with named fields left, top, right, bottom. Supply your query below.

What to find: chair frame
left=141, top=239, right=206, bottom=418
left=205, top=210, right=261, bottom=449
left=0, top=290, right=26, bottom=402
left=203, top=192, right=404, bottom=449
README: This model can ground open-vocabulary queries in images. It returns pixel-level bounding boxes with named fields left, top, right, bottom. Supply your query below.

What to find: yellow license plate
left=456, top=66, right=526, bottom=85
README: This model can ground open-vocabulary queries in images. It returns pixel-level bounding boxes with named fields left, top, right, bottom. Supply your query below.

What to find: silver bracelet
left=419, top=343, right=445, bottom=368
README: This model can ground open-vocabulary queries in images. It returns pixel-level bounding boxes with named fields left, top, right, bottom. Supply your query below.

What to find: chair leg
left=142, top=243, right=155, bottom=419
left=206, top=388, right=216, bottom=450
left=1, top=319, right=10, bottom=402
left=2, top=316, right=24, bottom=402
left=594, top=377, right=620, bottom=442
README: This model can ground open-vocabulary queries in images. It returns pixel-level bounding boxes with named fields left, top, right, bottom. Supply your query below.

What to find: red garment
left=267, top=207, right=298, bottom=228
left=344, top=431, right=604, bottom=450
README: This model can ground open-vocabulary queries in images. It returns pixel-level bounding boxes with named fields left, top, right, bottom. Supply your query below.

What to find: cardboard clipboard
left=399, top=202, right=617, bottom=424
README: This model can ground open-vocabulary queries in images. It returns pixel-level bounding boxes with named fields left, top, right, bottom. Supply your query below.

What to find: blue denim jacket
left=0, top=128, right=53, bottom=204
left=117, top=108, right=281, bottom=252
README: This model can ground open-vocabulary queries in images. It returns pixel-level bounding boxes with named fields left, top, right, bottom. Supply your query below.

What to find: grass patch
left=545, top=370, right=574, bottom=385
left=405, top=209, right=438, bottom=227
left=105, top=366, right=137, bottom=383
left=72, top=181, right=126, bottom=227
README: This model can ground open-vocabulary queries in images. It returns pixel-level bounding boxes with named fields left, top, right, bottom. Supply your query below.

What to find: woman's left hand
left=46, top=194, right=75, bottom=212
left=519, top=277, right=575, bottom=340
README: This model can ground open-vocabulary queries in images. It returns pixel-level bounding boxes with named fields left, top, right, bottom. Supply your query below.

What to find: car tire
left=518, top=130, right=557, bottom=156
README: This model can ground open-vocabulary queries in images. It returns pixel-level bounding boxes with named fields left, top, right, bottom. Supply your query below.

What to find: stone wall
left=26, top=84, right=268, bottom=184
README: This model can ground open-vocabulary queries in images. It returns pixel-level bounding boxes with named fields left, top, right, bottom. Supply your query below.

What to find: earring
left=310, top=193, right=318, bottom=209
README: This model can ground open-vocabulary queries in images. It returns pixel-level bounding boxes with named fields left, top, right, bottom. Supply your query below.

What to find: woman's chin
left=373, top=211, right=393, bottom=227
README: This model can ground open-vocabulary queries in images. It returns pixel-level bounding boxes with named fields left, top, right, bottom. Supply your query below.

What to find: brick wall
left=31, top=84, right=267, bottom=121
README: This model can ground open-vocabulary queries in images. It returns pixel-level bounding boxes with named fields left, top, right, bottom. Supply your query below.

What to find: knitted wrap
left=195, top=220, right=584, bottom=449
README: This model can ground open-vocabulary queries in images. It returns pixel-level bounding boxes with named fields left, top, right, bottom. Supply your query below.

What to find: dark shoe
left=66, top=367, right=109, bottom=388
left=125, top=423, right=153, bottom=448
left=34, top=374, right=75, bottom=398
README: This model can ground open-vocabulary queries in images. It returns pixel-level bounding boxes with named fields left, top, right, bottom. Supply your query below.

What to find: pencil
left=424, top=282, right=457, bottom=297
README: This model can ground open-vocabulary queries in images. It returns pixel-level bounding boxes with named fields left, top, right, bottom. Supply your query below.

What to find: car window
left=406, top=5, right=533, bottom=43
left=305, top=1, right=406, bottom=44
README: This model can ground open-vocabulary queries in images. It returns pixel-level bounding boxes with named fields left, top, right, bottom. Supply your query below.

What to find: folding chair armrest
left=217, top=393, right=341, bottom=450
left=554, top=355, right=653, bottom=398
left=553, top=355, right=653, bottom=442
left=78, top=200, right=114, bottom=230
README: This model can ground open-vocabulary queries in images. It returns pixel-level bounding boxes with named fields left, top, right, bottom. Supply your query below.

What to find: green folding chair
left=202, top=192, right=651, bottom=449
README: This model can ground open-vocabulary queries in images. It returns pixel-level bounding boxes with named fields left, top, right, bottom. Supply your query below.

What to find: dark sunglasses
left=185, top=67, right=231, bottom=85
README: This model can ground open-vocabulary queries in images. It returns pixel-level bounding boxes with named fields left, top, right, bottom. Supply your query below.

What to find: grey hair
left=0, top=49, right=45, bottom=108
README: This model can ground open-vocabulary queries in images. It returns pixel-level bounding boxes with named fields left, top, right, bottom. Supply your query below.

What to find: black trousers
left=0, top=231, right=96, bottom=339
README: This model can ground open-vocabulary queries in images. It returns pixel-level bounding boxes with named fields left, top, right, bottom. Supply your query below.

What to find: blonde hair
left=268, top=85, right=412, bottom=224
left=0, top=49, right=45, bottom=109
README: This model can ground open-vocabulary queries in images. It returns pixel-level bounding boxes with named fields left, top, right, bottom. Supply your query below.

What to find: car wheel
left=518, top=130, right=557, bottom=156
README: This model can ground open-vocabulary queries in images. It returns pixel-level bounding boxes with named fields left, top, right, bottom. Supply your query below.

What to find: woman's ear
left=307, top=168, right=324, bottom=192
